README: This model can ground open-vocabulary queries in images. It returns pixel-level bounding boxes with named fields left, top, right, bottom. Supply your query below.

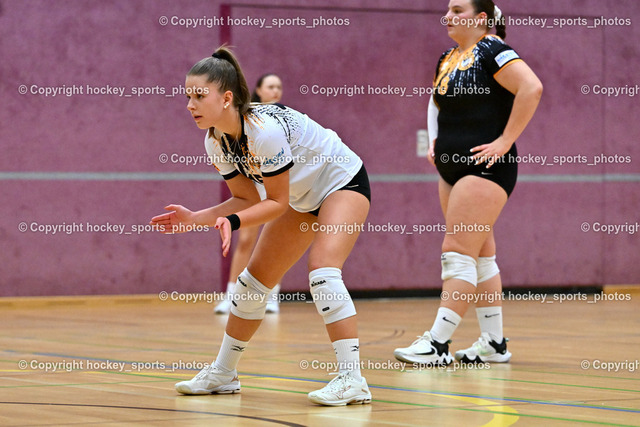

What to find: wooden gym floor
left=1, top=290, right=639, bottom=426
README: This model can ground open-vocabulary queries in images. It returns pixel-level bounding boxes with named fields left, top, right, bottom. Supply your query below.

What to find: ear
left=223, top=90, right=234, bottom=105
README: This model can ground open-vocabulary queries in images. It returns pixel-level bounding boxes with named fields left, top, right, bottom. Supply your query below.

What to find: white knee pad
left=477, top=255, right=500, bottom=283
left=309, top=267, right=356, bottom=325
left=441, top=252, right=478, bottom=287
left=230, top=268, right=270, bottom=320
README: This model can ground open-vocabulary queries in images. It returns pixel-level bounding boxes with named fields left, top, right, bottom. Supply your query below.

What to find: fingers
left=470, top=144, right=488, bottom=153
left=471, top=136, right=512, bottom=169
left=150, top=212, right=172, bottom=222
left=471, top=144, right=502, bottom=168
left=159, top=225, right=176, bottom=234
left=164, top=204, right=181, bottom=212
left=428, top=146, right=436, bottom=167
left=215, top=217, right=232, bottom=257
left=473, top=150, right=491, bottom=165
left=146, top=222, right=173, bottom=234
left=474, top=153, right=499, bottom=168
left=150, top=215, right=174, bottom=231
left=150, top=210, right=178, bottom=234
left=470, top=145, right=488, bottom=165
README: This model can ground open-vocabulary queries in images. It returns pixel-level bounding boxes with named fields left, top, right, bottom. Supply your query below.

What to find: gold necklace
left=435, top=42, right=478, bottom=95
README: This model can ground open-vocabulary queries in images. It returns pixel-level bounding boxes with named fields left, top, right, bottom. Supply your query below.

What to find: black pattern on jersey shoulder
left=246, top=103, right=304, bottom=145
left=476, top=35, right=507, bottom=55
left=476, top=35, right=519, bottom=76
left=476, top=36, right=509, bottom=64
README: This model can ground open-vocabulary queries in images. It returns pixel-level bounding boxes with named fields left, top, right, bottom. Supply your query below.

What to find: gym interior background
left=2, top=0, right=638, bottom=297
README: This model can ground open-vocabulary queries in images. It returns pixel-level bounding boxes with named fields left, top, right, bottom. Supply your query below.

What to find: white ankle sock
left=476, top=306, right=503, bottom=342
left=332, top=338, right=362, bottom=380
left=213, top=333, right=248, bottom=372
left=429, top=307, right=462, bottom=343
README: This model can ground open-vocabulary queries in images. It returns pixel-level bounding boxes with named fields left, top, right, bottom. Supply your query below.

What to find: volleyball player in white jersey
left=214, top=73, right=284, bottom=315
left=150, top=47, right=372, bottom=406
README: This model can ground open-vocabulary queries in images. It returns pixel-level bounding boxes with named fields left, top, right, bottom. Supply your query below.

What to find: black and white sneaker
left=393, top=331, right=453, bottom=366
left=455, top=333, right=511, bottom=363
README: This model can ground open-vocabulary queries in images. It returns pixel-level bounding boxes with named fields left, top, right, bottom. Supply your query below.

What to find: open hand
left=214, top=217, right=232, bottom=257
left=427, top=140, right=437, bottom=167
left=149, top=204, right=195, bottom=234
left=470, top=136, right=513, bottom=169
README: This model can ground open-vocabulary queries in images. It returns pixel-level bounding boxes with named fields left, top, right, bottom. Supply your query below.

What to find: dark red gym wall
left=1, top=0, right=638, bottom=296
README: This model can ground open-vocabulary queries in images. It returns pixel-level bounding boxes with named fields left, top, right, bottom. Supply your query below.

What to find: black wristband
left=226, top=214, right=241, bottom=231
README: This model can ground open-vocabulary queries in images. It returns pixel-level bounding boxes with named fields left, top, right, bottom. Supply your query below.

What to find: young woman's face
left=185, top=74, right=229, bottom=129
left=256, top=75, right=282, bottom=103
left=445, top=0, right=485, bottom=40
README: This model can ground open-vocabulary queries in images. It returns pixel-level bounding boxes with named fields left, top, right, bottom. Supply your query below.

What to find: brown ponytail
left=188, top=45, right=251, bottom=115
left=495, top=16, right=507, bottom=39
left=472, top=0, right=507, bottom=39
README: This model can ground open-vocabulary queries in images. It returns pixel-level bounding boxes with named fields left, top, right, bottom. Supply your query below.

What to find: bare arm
left=193, top=174, right=263, bottom=225
left=214, top=170, right=290, bottom=256
left=149, top=173, right=260, bottom=233
left=228, top=170, right=290, bottom=229
left=150, top=170, right=289, bottom=255
left=471, top=60, right=543, bottom=167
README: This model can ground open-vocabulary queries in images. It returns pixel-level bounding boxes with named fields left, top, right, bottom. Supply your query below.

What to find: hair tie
left=494, top=5, right=503, bottom=22
left=212, top=52, right=223, bottom=60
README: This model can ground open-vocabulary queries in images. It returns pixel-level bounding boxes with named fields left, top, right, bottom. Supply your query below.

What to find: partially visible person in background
left=215, top=73, right=284, bottom=315
left=251, top=73, right=283, bottom=103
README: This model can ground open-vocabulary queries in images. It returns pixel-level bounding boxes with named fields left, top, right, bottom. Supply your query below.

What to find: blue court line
left=364, top=383, right=640, bottom=415
left=5, top=350, right=640, bottom=415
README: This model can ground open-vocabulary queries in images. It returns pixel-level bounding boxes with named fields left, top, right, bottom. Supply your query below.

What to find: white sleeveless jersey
left=204, top=103, right=363, bottom=212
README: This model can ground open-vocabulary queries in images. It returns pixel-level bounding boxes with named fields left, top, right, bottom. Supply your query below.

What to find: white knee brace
left=477, top=255, right=500, bottom=283
left=230, top=268, right=270, bottom=320
left=309, top=267, right=356, bottom=324
left=441, top=252, right=478, bottom=287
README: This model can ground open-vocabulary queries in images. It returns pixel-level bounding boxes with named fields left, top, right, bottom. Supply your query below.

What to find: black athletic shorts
left=435, top=144, right=518, bottom=197
left=309, top=165, right=371, bottom=217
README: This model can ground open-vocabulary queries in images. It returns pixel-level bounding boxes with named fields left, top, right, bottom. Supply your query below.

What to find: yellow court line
left=432, top=393, right=519, bottom=427
left=241, top=374, right=521, bottom=425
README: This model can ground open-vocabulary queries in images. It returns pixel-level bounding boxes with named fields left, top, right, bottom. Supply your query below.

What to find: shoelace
left=194, top=366, right=213, bottom=380
left=411, top=334, right=452, bottom=348
left=472, top=334, right=492, bottom=353
left=410, top=335, right=431, bottom=346
left=326, top=372, right=351, bottom=392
